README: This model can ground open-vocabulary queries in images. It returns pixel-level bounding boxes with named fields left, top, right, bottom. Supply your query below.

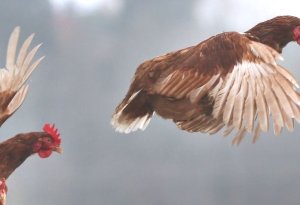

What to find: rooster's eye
left=45, top=137, right=52, bottom=142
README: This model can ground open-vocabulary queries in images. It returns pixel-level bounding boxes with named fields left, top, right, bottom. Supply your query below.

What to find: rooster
left=112, top=15, right=300, bottom=145
left=0, top=27, right=62, bottom=204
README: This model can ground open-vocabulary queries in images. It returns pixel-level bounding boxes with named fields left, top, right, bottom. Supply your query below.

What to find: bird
left=112, top=15, right=300, bottom=145
left=0, top=27, right=62, bottom=204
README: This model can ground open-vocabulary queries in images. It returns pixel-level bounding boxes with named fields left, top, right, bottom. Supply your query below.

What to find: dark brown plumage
left=112, top=15, right=300, bottom=144
left=246, top=16, right=300, bottom=52
left=0, top=131, right=62, bottom=180
left=0, top=125, right=61, bottom=205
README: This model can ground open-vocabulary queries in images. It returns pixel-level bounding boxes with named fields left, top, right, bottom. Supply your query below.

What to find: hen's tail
left=111, top=90, right=154, bottom=133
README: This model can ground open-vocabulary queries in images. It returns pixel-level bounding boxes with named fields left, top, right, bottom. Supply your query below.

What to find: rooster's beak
left=52, top=146, right=63, bottom=154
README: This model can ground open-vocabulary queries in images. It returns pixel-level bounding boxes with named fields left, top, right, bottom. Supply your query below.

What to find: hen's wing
left=0, top=27, right=44, bottom=126
left=123, top=32, right=300, bottom=144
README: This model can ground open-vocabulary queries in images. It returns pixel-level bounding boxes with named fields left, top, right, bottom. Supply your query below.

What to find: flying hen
left=112, top=15, right=300, bottom=145
left=0, top=27, right=62, bottom=204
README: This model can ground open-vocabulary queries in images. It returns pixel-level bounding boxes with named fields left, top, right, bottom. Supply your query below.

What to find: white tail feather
left=0, top=27, right=43, bottom=127
left=111, top=90, right=153, bottom=133
left=7, top=85, right=28, bottom=115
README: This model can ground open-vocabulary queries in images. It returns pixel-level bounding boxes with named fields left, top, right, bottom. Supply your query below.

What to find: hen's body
left=112, top=16, right=300, bottom=144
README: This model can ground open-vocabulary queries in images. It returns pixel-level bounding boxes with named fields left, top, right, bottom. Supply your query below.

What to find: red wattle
left=38, top=150, right=52, bottom=158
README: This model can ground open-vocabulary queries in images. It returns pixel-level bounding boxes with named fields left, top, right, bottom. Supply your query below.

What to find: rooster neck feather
left=0, top=132, right=47, bottom=179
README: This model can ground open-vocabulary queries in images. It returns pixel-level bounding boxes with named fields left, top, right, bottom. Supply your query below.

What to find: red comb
left=43, top=123, right=61, bottom=146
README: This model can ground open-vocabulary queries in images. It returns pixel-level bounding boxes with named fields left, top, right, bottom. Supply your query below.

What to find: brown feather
left=243, top=75, right=256, bottom=132
left=262, top=78, right=284, bottom=135
left=233, top=77, right=248, bottom=130
left=255, top=81, right=269, bottom=132
left=270, top=76, right=294, bottom=117
left=232, top=129, right=246, bottom=145
left=275, top=74, right=300, bottom=105
left=252, top=124, right=261, bottom=143
left=0, top=132, right=48, bottom=179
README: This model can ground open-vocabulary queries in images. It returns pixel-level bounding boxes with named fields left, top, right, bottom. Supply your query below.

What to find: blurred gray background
left=0, top=0, right=300, bottom=204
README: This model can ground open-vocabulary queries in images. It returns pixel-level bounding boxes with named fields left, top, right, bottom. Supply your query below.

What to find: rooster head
left=32, top=123, right=62, bottom=158
left=293, top=26, right=300, bottom=45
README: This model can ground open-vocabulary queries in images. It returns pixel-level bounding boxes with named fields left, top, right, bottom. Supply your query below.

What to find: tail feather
left=7, top=84, right=29, bottom=116
left=111, top=90, right=153, bottom=133
left=0, top=27, right=43, bottom=127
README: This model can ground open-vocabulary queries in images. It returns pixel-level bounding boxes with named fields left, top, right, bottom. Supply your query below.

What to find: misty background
left=0, top=0, right=300, bottom=204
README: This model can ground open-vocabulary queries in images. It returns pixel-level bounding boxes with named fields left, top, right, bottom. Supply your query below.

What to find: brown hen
left=112, top=16, right=300, bottom=144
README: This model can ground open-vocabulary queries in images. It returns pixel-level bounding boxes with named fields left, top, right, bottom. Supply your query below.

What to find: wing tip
left=111, top=111, right=152, bottom=134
